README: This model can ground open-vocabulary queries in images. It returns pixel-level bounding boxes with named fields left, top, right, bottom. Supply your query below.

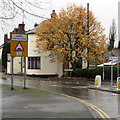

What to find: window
left=28, top=57, right=40, bottom=69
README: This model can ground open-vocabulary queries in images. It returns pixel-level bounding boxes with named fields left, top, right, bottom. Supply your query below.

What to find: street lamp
left=117, top=50, right=120, bottom=78
left=102, top=51, right=105, bottom=81
left=111, top=60, right=113, bottom=86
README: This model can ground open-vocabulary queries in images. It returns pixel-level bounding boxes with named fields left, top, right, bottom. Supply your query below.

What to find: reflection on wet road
left=1, top=74, right=119, bottom=118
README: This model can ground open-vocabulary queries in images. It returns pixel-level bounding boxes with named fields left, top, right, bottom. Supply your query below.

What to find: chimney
left=34, top=23, right=39, bottom=28
left=4, top=34, right=8, bottom=43
left=51, top=10, right=57, bottom=19
left=18, top=22, right=25, bottom=33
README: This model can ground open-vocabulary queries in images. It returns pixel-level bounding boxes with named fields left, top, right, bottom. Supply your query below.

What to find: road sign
left=64, top=69, right=73, bottom=72
left=10, top=33, right=28, bottom=57
left=14, top=42, right=24, bottom=51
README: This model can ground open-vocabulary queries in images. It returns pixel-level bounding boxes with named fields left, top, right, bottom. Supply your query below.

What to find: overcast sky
left=51, top=0, right=119, bottom=34
left=0, top=0, right=120, bottom=46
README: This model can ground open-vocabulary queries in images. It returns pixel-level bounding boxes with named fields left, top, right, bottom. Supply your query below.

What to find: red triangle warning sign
left=14, top=42, right=24, bottom=51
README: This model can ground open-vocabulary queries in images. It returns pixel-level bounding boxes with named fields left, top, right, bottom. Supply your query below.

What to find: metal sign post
left=11, top=57, right=14, bottom=90
left=24, top=57, right=27, bottom=89
left=64, top=69, right=73, bottom=77
left=109, top=56, right=120, bottom=87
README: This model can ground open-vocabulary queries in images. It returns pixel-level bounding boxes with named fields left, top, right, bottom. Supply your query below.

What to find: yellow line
left=88, top=105, right=106, bottom=120
left=78, top=100, right=106, bottom=119
left=79, top=99, right=110, bottom=119
left=62, top=94, right=111, bottom=119
left=87, top=102, right=111, bottom=119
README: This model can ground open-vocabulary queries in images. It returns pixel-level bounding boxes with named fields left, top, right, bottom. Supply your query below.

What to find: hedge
left=72, top=66, right=120, bottom=80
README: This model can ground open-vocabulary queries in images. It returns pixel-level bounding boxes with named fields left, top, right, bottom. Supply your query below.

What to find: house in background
left=98, top=49, right=120, bottom=66
left=7, top=22, right=63, bottom=77
left=26, top=24, right=63, bottom=77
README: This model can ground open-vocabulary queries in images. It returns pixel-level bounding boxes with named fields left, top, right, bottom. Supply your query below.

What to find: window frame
left=28, top=56, right=41, bottom=69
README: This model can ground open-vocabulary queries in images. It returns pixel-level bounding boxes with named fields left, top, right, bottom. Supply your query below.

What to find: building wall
left=7, top=56, right=21, bottom=74
left=26, top=34, right=63, bottom=77
left=82, top=60, right=87, bottom=69
left=0, top=47, right=2, bottom=60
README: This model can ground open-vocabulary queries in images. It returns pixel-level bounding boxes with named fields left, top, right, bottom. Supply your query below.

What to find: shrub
left=72, top=66, right=120, bottom=81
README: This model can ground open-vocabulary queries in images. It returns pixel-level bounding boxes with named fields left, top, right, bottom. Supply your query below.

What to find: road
left=1, top=73, right=119, bottom=119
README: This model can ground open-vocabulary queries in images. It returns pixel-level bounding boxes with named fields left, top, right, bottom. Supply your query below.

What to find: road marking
left=62, top=94, right=111, bottom=120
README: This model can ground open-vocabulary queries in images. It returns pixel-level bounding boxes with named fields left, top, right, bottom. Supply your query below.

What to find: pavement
left=88, top=84, right=120, bottom=94
left=2, top=84, right=93, bottom=119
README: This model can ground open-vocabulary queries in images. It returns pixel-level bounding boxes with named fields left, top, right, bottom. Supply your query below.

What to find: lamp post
left=117, top=50, right=120, bottom=78
left=102, top=51, right=105, bottom=81
left=111, top=60, right=113, bottom=86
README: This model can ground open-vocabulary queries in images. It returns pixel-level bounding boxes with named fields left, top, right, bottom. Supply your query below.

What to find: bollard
left=95, top=75, right=101, bottom=88
left=117, top=77, right=120, bottom=90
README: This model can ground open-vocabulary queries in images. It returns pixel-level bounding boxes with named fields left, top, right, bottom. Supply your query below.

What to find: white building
left=0, top=44, right=3, bottom=60
left=7, top=25, right=63, bottom=77
left=26, top=28, right=63, bottom=77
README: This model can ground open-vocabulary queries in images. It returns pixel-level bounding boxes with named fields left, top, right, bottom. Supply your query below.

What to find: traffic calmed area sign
left=10, top=33, right=28, bottom=57
left=11, top=34, right=28, bottom=41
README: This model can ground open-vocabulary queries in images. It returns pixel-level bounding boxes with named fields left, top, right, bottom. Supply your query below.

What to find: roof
left=26, top=25, right=40, bottom=34
left=104, top=50, right=120, bottom=57
left=26, top=19, right=49, bottom=34
left=98, top=59, right=120, bottom=66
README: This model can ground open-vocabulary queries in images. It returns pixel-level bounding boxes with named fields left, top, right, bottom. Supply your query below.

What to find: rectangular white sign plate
left=64, top=69, right=73, bottom=71
left=16, top=52, right=22, bottom=56
left=11, top=34, right=28, bottom=41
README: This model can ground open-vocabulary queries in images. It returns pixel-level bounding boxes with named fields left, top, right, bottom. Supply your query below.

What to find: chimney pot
left=34, top=23, right=39, bottom=27
left=18, top=23, right=25, bottom=33
left=51, top=10, right=57, bottom=19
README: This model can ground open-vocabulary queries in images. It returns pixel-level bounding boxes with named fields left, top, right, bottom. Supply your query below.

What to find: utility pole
left=87, top=3, right=90, bottom=79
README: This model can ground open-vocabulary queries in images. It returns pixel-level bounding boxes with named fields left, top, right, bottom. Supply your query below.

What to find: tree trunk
left=87, top=60, right=90, bottom=79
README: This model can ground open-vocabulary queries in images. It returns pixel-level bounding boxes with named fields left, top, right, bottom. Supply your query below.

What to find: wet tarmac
left=2, top=85, right=93, bottom=118
left=1, top=73, right=119, bottom=119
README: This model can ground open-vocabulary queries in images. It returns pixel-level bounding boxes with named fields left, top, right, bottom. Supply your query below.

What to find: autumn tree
left=108, top=19, right=116, bottom=50
left=35, top=5, right=107, bottom=70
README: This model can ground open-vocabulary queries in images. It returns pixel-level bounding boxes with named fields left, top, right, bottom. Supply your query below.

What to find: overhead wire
left=26, top=0, right=47, bottom=10
left=10, top=0, right=48, bottom=19
left=0, top=0, right=52, bottom=40
left=0, top=0, right=19, bottom=19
